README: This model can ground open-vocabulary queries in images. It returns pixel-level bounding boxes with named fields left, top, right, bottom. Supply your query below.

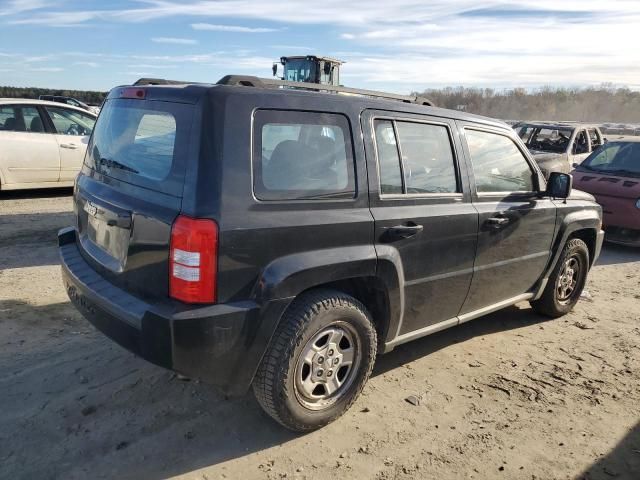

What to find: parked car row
left=512, top=122, right=639, bottom=247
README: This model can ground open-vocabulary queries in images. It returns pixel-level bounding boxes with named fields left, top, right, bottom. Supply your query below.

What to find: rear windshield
left=85, top=98, right=194, bottom=195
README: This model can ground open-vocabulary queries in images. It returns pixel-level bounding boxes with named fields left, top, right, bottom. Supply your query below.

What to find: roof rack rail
left=133, top=78, right=191, bottom=86
left=216, top=75, right=435, bottom=106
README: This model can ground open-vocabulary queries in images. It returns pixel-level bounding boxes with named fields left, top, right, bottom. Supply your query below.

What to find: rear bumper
left=58, top=227, right=291, bottom=395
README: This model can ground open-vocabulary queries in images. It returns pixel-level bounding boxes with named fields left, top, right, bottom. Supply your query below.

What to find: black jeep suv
left=59, top=77, right=604, bottom=431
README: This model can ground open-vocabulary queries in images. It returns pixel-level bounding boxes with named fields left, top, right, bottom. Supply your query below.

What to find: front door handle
left=486, top=217, right=510, bottom=226
left=60, top=143, right=78, bottom=150
left=386, top=223, right=424, bottom=240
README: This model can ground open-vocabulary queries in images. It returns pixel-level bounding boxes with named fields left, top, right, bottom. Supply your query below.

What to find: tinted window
left=0, top=105, right=44, bottom=132
left=253, top=110, right=355, bottom=200
left=465, top=129, right=535, bottom=193
left=396, top=121, right=458, bottom=194
left=374, top=119, right=458, bottom=195
left=374, top=120, right=403, bottom=194
left=87, top=99, right=187, bottom=185
left=45, top=106, right=95, bottom=136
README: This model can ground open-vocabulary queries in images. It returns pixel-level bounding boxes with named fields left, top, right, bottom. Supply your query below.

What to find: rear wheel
left=253, top=289, right=377, bottom=432
left=530, top=238, right=589, bottom=317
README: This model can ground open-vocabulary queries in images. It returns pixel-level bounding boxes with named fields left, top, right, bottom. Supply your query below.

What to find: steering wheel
left=66, top=124, right=84, bottom=135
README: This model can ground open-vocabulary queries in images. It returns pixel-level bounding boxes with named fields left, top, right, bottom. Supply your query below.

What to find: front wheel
left=530, top=238, right=590, bottom=317
left=253, top=290, right=377, bottom=432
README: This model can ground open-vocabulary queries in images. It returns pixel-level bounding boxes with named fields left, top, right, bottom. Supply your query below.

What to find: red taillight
left=118, top=87, right=146, bottom=99
left=169, top=215, right=218, bottom=303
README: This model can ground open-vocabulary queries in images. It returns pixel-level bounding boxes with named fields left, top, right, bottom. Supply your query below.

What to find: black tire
left=530, top=238, right=589, bottom=317
left=252, top=289, right=377, bottom=432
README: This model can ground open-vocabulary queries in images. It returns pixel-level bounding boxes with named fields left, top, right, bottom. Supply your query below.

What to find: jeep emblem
left=84, top=201, right=98, bottom=217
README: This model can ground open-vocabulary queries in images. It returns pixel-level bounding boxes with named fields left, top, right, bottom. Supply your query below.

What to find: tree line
left=0, top=86, right=106, bottom=105
left=415, top=85, right=640, bottom=123
left=2, top=84, right=639, bottom=123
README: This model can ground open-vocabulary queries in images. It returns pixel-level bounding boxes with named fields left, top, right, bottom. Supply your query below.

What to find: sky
left=1, top=0, right=640, bottom=93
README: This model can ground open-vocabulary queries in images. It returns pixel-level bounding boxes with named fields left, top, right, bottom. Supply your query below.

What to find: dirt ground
left=1, top=189, right=639, bottom=480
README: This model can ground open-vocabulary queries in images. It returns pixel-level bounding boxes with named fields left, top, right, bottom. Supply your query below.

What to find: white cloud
left=73, top=61, right=99, bottom=68
left=151, top=37, right=198, bottom=45
left=191, top=23, right=279, bottom=33
left=3, top=1, right=640, bottom=90
left=0, top=0, right=48, bottom=17
left=127, top=64, right=178, bottom=69
left=28, top=67, right=64, bottom=72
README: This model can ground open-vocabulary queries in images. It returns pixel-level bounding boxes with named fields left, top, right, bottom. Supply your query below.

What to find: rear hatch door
left=75, top=88, right=200, bottom=300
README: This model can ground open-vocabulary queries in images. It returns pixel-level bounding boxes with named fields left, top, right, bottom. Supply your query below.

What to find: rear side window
left=0, top=105, right=45, bottom=132
left=374, top=118, right=459, bottom=195
left=253, top=110, right=355, bottom=200
left=465, top=129, right=535, bottom=193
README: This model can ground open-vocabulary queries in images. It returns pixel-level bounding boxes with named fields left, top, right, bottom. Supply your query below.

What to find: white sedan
left=0, top=99, right=97, bottom=190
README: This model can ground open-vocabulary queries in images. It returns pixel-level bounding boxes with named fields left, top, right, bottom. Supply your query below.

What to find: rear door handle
left=60, top=143, right=78, bottom=150
left=486, top=217, right=510, bottom=226
left=386, top=223, right=424, bottom=240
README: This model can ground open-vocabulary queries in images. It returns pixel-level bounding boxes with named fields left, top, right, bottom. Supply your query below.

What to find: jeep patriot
left=59, top=76, right=604, bottom=431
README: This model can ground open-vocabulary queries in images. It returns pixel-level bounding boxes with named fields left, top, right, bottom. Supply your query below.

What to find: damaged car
left=514, top=122, right=605, bottom=178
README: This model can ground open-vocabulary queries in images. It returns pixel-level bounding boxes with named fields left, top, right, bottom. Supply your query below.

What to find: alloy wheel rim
left=556, top=256, right=580, bottom=304
left=294, top=322, right=361, bottom=411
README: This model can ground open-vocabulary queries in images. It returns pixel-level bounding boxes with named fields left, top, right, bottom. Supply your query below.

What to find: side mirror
left=572, top=162, right=579, bottom=169
left=546, top=172, right=572, bottom=199
left=272, top=63, right=278, bottom=77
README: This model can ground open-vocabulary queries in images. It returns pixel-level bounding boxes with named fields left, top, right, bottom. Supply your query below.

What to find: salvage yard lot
left=0, top=190, right=639, bottom=480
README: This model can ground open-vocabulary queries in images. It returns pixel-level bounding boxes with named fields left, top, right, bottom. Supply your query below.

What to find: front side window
left=574, top=130, right=589, bottom=154
left=465, top=129, right=535, bottom=193
left=0, top=106, right=44, bottom=132
left=374, top=118, right=459, bottom=196
left=45, top=106, right=95, bottom=136
left=253, top=110, right=355, bottom=200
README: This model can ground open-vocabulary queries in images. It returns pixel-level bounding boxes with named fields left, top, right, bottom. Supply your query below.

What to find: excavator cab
left=273, top=56, right=343, bottom=86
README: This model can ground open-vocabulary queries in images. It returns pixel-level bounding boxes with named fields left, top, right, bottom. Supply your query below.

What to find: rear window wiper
left=99, top=157, right=139, bottom=174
